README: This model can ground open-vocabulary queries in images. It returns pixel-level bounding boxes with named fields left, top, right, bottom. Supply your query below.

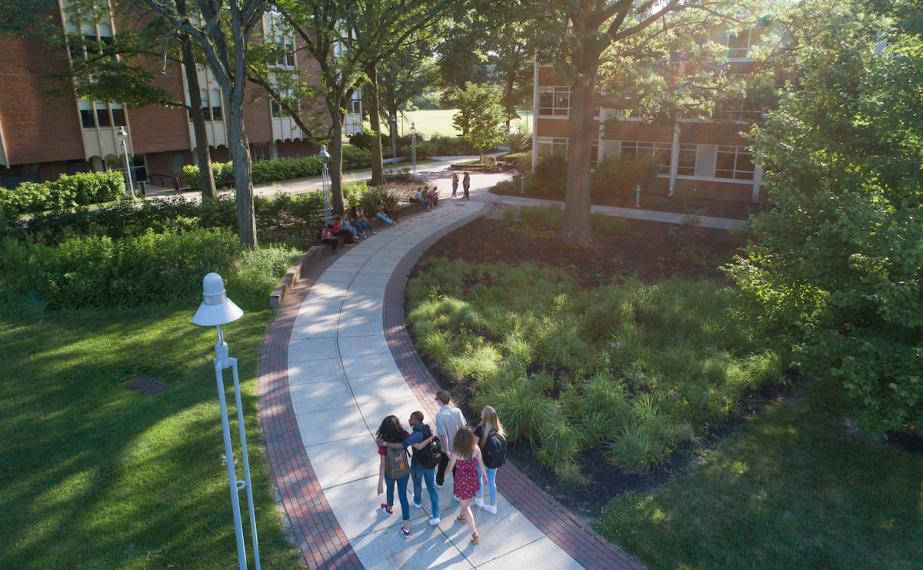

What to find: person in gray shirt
left=434, top=389, right=467, bottom=487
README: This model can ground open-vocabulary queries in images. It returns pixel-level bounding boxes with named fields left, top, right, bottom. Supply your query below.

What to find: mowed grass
left=0, top=297, right=301, bottom=568
left=380, top=109, right=533, bottom=139
left=597, top=380, right=923, bottom=569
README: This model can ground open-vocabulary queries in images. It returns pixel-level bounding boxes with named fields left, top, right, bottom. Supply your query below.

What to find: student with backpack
left=474, top=406, right=508, bottom=515
left=376, top=415, right=413, bottom=538
left=447, top=427, right=489, bottom=545
left=380, top=411, right=443, bottom=526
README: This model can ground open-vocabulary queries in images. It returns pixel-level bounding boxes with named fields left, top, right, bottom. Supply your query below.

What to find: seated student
left=342, top=218, right=364, bottom=239
left=427, top=186, right=439, bottom=208
left=320, top=225, right=339, bottom=253
left=414, top=188, right=430, bottom=209
left=351, top=210, right=375, bottom=236
left=331, top=216, right=355, bottom=243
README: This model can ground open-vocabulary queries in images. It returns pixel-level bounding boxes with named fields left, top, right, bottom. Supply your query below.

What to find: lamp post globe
left=193, top=273, right=261, bottom=570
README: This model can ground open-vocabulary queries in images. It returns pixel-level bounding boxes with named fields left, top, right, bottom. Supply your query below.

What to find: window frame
left=538, top=86, right=570, bottom=118
left=715, top=145, right=755, bottom=180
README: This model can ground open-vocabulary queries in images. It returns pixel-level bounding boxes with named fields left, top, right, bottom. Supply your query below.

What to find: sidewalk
left=260, top=199, right=641, bottom=569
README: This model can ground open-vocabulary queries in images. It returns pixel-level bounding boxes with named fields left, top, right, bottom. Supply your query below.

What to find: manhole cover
left=122, top=376, right=169, bottom=395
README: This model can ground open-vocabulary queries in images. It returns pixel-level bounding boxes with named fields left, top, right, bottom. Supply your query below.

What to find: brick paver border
left=258, top=251, right=363, bottom=570
left=382, top=203, right=644, bottom=570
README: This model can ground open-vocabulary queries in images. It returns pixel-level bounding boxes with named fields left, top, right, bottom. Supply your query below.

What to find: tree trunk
left=175, top=0, right=216, bottom=200
left=227, top=94, right=257, bottom=248
left=329, top=115, right=346, bottom=215
left=365, top=62, right=385, bottom=186
left=561, top=74, right=595, bottom=244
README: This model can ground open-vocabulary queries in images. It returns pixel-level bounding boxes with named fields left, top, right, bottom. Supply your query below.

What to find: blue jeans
left=385, top=475, right=410, bottom=521
left=354, top=220, right=373, bottom=234
left=476, top=467, right=498, bottom=505
left=411, top=462, right=440, bottom=518
left=376, top=212, right=396, bottom=225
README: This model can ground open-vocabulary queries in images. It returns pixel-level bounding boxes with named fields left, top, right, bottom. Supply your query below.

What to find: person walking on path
left=434, top=390, right=467, bottom=488
left=474, top=406, right=508, bottom=515
left=376, top=415, right=413, bottom=538
left=379, top=411, right=441, bottom=526
left=447, top=428, right=488, bottom=545
left=462, top=172, right=471, bottom=199
left=452, top=172, right=460, bottom=198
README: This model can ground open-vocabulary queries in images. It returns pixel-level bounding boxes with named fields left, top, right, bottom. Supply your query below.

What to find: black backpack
left=483, top=430, right=507, bottom=468
left=414, top=425, right=443, bottom=469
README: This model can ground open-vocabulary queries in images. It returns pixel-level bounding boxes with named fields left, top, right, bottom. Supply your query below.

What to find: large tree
left=142, top=0, right=267, bottom=247
left=727, top=0, right=923, bottom=434
left=537, top=0, right=746, bottom=242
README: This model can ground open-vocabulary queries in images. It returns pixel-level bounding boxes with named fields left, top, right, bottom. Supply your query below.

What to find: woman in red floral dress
left=446, top=427, right=488, bottom=544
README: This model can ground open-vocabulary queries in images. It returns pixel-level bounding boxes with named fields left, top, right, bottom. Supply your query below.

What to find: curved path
left=260, top=195, right=642, bottom=569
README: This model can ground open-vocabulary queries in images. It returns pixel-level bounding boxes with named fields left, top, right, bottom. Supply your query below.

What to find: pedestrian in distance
left=447, top=428, right=488, bottom=545
left=434, top=390, right=467, bottom=489
left=452, top=172, right=460, bottom=198
left=474, top=406, right=508, bottom=515
left=376, top=415, right=413, bottom=538
left=462, top=172, right=471, bottom=199
left=380, top=411, right=442, bottom=526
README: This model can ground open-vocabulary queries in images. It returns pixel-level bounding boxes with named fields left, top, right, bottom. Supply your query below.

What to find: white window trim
left=536, top=136, right=569, bottom=158
left=658, top=173, right=763, bottom=186
left=538, top=86, right=570, bottom=119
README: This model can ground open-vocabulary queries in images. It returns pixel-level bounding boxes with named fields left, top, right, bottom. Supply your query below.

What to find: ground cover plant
left=596, top=380, right=923, bottom=569
left=0, top=171, right=126, bottom=216
left=408, top=259, right=783, bottom=481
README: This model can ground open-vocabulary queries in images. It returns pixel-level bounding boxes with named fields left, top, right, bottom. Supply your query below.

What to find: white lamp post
left=192, top=273, right=261, bottom=570
left=319, top=145, right=332, bottom=225
left=117, top=126, right=135, bottom=199
left=410, top=122, right=417, bottom=179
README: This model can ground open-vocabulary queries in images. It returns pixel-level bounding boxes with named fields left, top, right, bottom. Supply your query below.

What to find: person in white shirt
left=434, top=390, right=467, bottom=487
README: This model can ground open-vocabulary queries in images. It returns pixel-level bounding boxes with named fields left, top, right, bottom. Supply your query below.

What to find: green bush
left=591, top=156, right=659, bottom=199
left=0, top=171, right=125, bottom=216
left=0, top=228, right=243, bottom=310
left=526, top=156, right=567, bottom=199
left=359, top=187, right=399, bottom=216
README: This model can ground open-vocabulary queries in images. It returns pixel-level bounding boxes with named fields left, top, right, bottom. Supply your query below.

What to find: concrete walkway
left=285, top=203, right=588, bottom=569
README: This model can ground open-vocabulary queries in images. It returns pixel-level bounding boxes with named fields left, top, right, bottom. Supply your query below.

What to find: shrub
left=359, top=187, right=398, bottom=216
left=0, top=171, right=125, bottom=216
left=526, top=156, right=567, bottom=199
left=0, top=228, right=243, bottom=310
left=228, top=244, right=302, bottom=297
left=591, top=156, right=659, bottom=199
left=505, top=131, right=531, bottom=153
left=341, top=145, right=372, bottom=170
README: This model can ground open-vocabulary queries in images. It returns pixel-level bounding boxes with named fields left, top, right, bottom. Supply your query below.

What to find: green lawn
left=0, top=295, right=301, bottom=568
left=377, top=109, right=533, bottom=139
left=596, top=380, right=923, bottom=569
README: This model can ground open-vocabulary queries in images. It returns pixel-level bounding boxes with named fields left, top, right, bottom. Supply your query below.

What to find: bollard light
left=193, top=273, right=261, bottom=570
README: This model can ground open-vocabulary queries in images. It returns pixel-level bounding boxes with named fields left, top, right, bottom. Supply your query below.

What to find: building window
left=200, top=89, right=211, bottom=121
left=539, top=87, right=570, bottom=117
left=79, top=100, right=96, bottom=128
left=677, top=144, right=696, bottom=176
left=620, top=141, right=673, bottom=174
left=350, top=96, right=362, bottom=115
left=274, top=40, right=295, bottom=67
left=209, top=89, right=222, bottom=121
left=95, top=102, right=111, bottom=127
left=537, top=137, right=568, bottom=159
left=726, top=30, right=752, bottom=61
left=110, top=103, right=126, bottom=127
left=271, top=99, right=283, bottom=118
left=715, top=146, right=755, bottom=180
left=716, top=102, right=764, bottom=123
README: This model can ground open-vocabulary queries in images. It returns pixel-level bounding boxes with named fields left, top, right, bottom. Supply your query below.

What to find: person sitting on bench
left=320, top=225, right=339, bottom=253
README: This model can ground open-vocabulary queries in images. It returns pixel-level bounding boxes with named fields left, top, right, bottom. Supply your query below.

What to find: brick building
left=0, top=3, right=346, bottom=190
left=530, top=26, right=770, bottom=204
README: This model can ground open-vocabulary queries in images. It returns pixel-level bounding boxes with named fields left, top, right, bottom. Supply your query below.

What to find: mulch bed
left=423, top=214, right=748, bottom=288
left=406, top=213, right=789, bottom=519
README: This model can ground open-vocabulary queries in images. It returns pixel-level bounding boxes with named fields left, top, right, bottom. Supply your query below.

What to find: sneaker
left=379, top=503, right=393, bottom=516
left=401, top=526, right=411, bottom=538
left=435, top=482, right=443, bottom=489
left=413, top=500, right=423, bottom=509
left=483, top=504, right=498, bottom=515
left=428, top=517, right=441, bottom=526
left=474, top=497, right=484, bottom=509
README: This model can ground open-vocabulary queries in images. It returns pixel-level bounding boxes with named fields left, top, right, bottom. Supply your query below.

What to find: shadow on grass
left=0, top=301, right=302, bottom=568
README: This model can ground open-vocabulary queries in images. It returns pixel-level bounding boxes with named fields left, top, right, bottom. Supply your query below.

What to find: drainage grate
left=122, top=376, right=169, bottom=395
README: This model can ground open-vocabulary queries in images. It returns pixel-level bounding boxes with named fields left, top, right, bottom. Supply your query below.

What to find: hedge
left=0, top=228, right=243, bottom=309
left=0, top=171, right=125, bottom=216
left=183, top=146, right=373, bottom=192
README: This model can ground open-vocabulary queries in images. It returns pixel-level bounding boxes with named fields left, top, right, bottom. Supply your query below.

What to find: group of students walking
left=375, top=390, right=507, bottom=545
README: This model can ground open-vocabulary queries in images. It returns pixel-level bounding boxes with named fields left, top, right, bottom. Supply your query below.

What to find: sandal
left=455, top=513, right=465, bottom=522
left=471, top=533, right=480, bottom=545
